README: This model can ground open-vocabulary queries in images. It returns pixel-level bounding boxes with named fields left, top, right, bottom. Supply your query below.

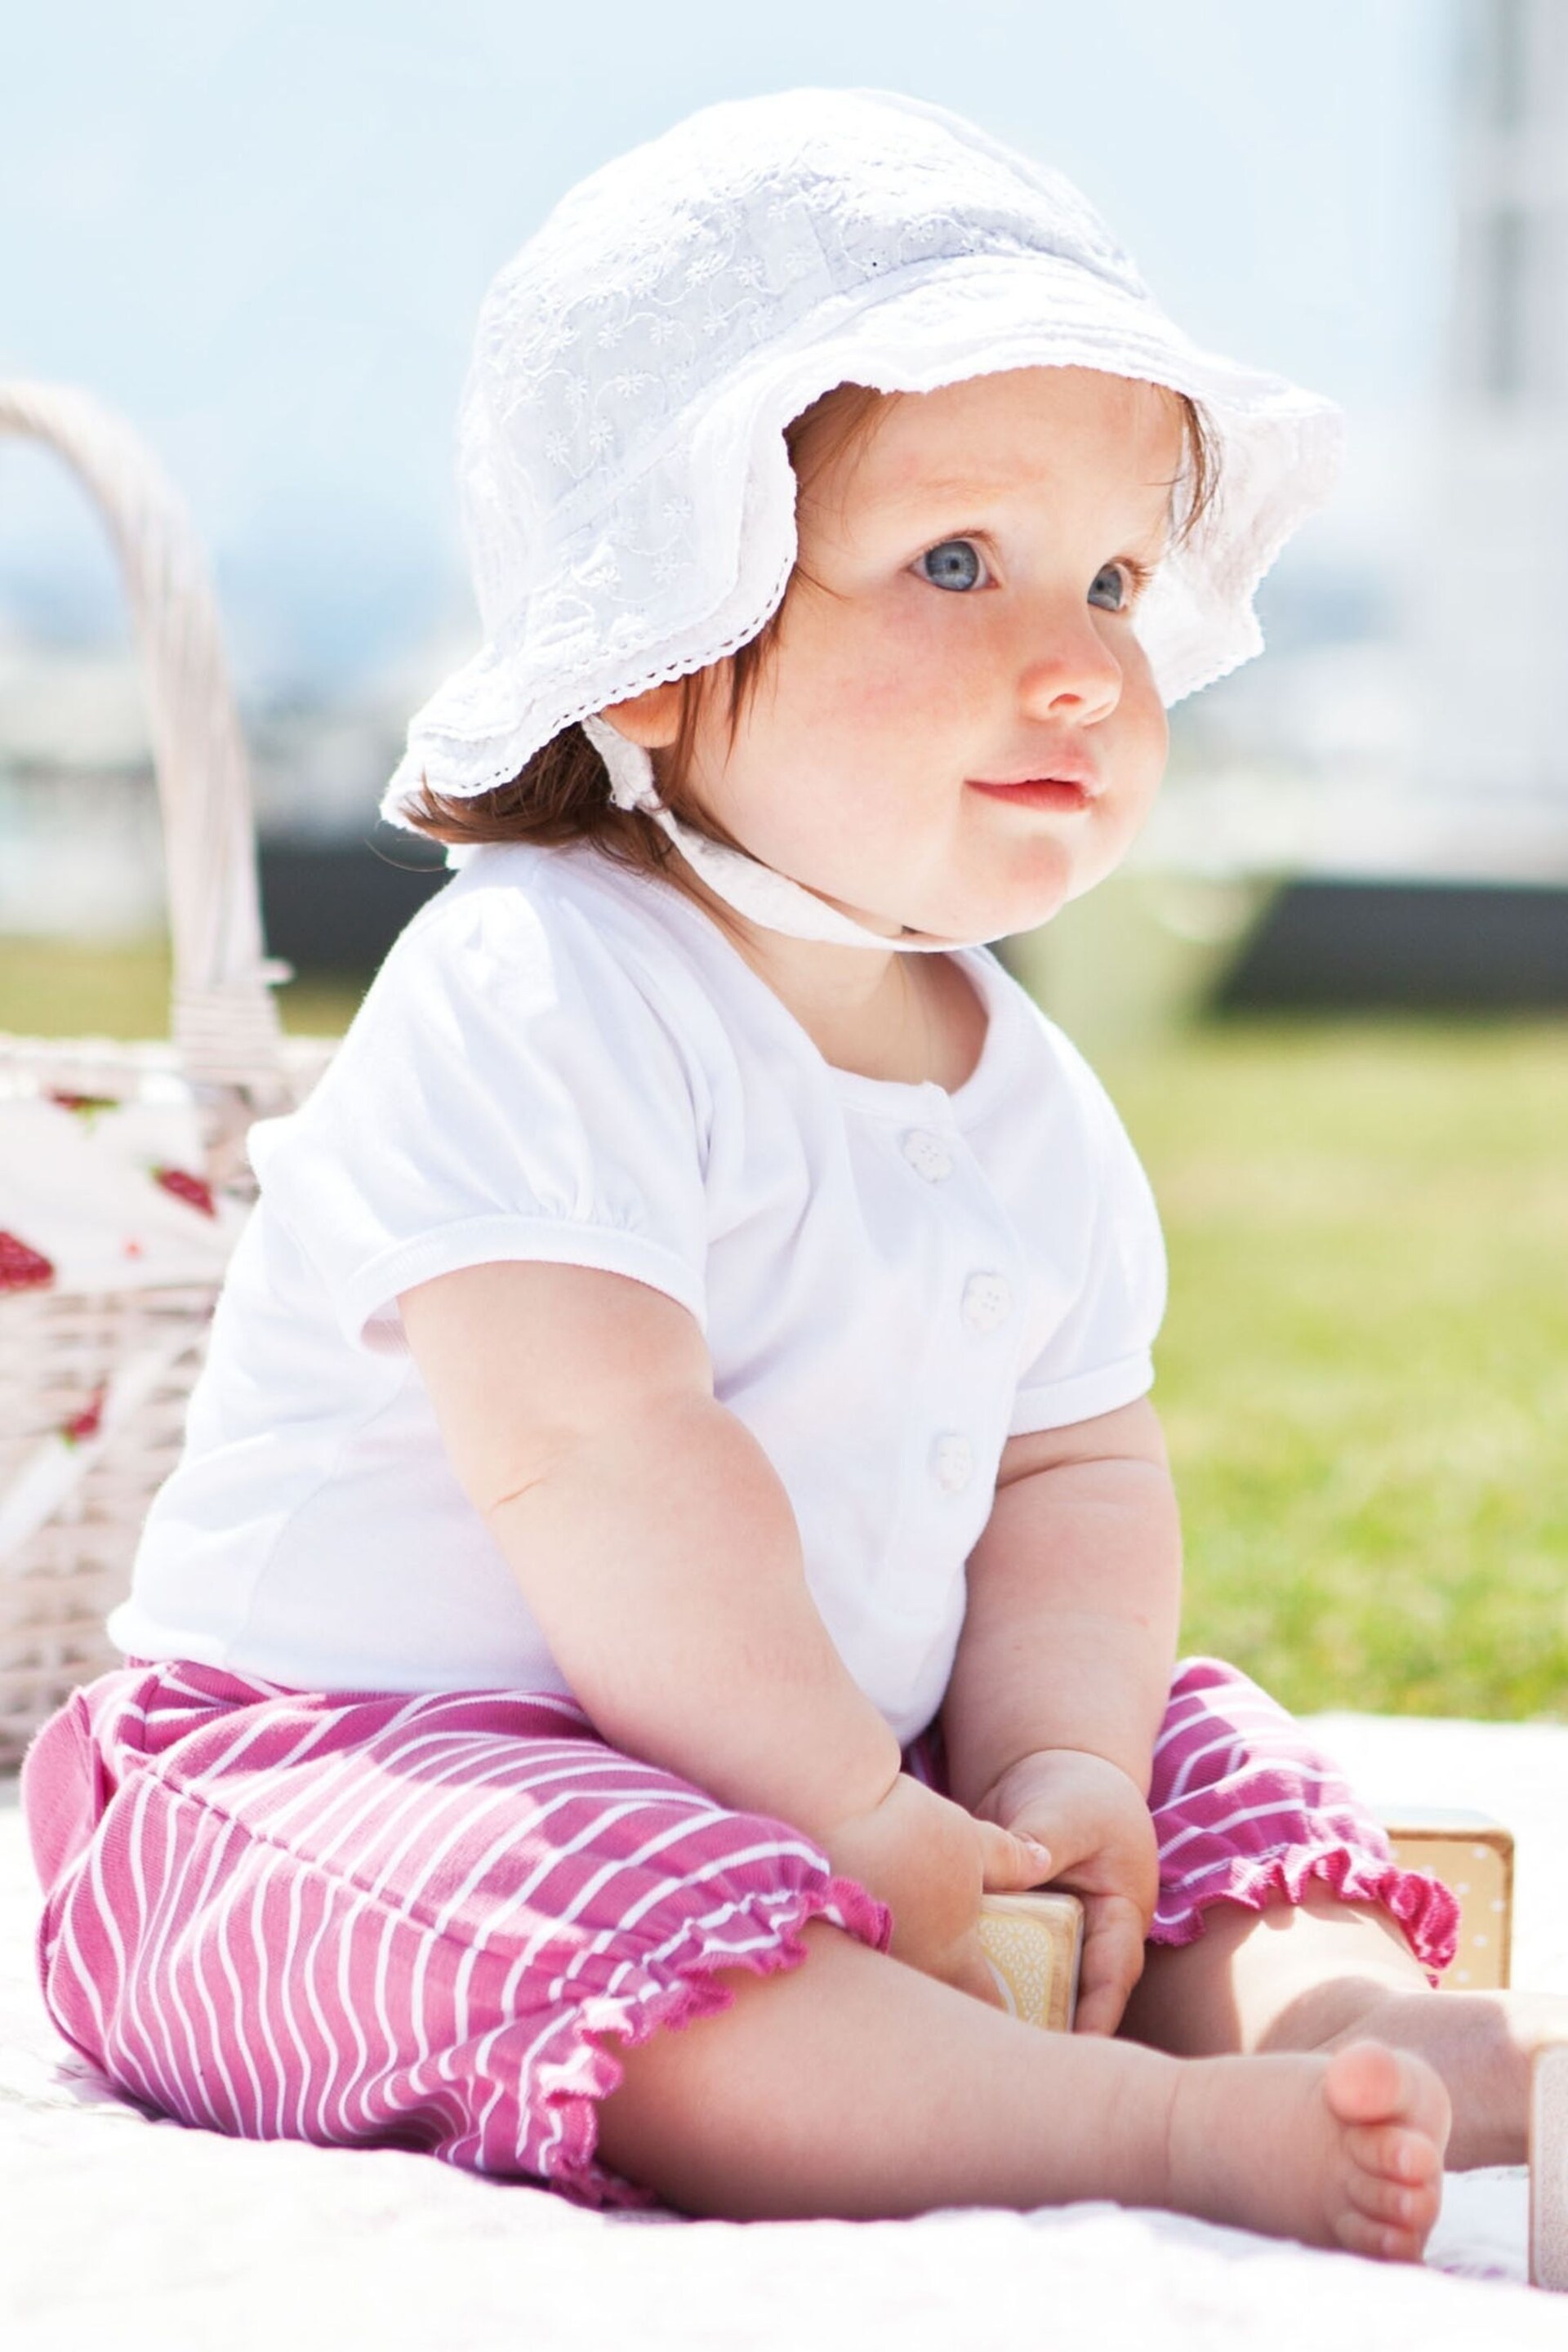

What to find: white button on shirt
left=930, top=1432, right=973, bottom=1494
left=113, top=837, right=1166, bottom=1747
left=901, top=1129, right=955, bottom=1183
left=961, top=1271, right=1013, bottom=1334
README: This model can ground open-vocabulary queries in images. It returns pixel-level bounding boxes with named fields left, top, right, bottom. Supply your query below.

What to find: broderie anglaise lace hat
left=381, top=86, right=1343, bottom=949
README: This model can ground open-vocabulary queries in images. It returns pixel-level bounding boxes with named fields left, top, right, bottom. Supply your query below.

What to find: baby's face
left=679, top=364, right=1179, bottom=942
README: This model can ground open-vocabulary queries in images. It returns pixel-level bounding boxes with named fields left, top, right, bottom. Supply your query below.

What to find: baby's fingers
left=976, top=1818, right=1054, bottom=1891
left=1071, top=1894, right=1148, bottom=2038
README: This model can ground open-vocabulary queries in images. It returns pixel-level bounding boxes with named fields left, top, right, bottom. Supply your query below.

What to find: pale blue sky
left=1, top=0, right=1456, bottom=693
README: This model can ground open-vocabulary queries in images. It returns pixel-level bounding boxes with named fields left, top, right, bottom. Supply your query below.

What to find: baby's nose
left=1018, top=623, right=1123, bottom=723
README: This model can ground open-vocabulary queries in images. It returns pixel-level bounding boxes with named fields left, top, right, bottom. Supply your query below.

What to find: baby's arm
left=399, top=1260, right=1047, bottom=2002
left=940, top=1396, right=1183, bottom=2032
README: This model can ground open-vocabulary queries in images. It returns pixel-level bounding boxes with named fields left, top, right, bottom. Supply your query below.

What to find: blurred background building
left=1140, top=0, right=1568, bottom=1016
left=1420, top=0, right=1567, bottom=842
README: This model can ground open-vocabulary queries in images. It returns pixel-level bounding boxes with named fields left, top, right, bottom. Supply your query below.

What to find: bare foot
left=1269, top=1984, right=1568, bottom=2170
left=1166, top=2041, right=1450, bottom=2261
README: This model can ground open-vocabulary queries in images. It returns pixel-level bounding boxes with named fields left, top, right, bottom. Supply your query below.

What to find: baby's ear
left=599, top=681, right=683, bottom=748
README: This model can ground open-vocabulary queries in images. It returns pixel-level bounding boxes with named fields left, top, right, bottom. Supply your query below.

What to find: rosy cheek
left=794, top=639, right=924, bottom=737
left=843, top=664, right=924, bottom=732
left=852, top=621, right=994, bottom=737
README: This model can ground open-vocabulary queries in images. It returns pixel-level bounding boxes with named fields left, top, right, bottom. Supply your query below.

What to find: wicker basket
left=0, top=382, right=338, bottom=1764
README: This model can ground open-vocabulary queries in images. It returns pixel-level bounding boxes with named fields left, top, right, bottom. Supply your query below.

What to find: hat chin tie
left=581, top=715, right=992, bottom=955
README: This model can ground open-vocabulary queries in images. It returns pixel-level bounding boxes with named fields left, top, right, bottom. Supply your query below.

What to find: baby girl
left=24, top=87, right=1562, bottom=2259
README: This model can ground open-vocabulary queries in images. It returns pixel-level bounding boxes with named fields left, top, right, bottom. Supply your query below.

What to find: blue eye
left=1088, top=563, right=1131, bottom=612
left=917, top=539, right=987, bottom=592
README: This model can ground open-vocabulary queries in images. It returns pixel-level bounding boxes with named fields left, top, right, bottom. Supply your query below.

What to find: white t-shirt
left=110, top=839, right=1166, bottom=1744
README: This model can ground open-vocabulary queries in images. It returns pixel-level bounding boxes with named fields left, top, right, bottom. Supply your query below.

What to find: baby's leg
left=1121, top=1658, right=1567, bottom=2168
left=596, top=1918, right=1448, bottom=2257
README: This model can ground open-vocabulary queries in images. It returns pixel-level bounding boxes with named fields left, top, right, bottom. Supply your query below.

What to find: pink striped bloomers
left=22, top=1655, right=1459, bottom=2209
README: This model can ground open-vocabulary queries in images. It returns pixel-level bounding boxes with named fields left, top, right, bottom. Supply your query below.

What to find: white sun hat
left=381, top=86, right=1343, bottom=948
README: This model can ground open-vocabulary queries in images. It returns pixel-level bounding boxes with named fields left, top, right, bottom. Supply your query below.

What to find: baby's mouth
left=964, top=775, right=1094, bottom=812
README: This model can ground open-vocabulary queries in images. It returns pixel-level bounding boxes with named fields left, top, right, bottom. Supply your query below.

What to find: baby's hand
left=979, top=1749, right=1158, bottom=2037
left=824, top=1774, right=1052, bottom=2008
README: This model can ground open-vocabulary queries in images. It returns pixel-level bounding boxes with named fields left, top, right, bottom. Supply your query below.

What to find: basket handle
left=0, top=380, right=289, bottom=1101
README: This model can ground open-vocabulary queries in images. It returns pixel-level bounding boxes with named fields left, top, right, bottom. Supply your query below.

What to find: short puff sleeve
left=247, top=874, right=710, bottom=1352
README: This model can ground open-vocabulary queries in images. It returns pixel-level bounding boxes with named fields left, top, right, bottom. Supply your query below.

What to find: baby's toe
left=1325, top=2040, right=1450, bottom=2154
left=1345, top=2119, right=1442, bottom=2187
left=1322, top=2040, right=1411, bottom=2125
left=1333, top=2207, right=1428, bottom=2265
left=1346, top=2166, right=1435, bottom=2233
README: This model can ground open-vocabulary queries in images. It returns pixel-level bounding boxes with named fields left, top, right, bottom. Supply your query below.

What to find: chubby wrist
left=819, top=1774, right=978, bottom=1939
left=976, top=1744, right=1147, bottom=1828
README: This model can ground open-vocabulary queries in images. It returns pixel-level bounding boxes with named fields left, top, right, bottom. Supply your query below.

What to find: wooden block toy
left=977, top=1891, right=1084, bottom=2031
left=1382, top=1812, right=1513, bottom=1990
left=1531, top=2045, right=1568, bottom=2290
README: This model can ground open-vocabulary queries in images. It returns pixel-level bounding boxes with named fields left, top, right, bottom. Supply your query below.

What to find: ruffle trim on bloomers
left=1152, top=1840, right=1462, bottom=1984
left=511, top=1872, right=889, bottom=2208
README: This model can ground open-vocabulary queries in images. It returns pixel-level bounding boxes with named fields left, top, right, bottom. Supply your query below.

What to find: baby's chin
left=907, top=877, right=1077, bottom=945
left=814, top=855, right=1077, bottom=946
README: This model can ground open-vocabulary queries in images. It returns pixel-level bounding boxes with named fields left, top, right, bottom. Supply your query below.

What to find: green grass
left=1101, top=1020, right=1568, bottom=1723
left=0, top=938, right=366, bottom=1040
left=6, top=939, right=1566, bottom=1722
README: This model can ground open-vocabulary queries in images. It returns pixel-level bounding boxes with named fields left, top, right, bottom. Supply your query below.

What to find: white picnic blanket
left=5, top=1712, right=1567, bottom=2351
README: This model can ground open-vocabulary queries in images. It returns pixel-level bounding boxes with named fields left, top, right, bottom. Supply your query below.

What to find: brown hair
left=401, top=379, right=1218, bottom=878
